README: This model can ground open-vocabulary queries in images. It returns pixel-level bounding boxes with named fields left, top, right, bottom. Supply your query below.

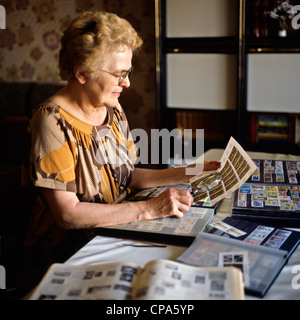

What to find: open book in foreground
left=29, top=259, right=244, bottom=300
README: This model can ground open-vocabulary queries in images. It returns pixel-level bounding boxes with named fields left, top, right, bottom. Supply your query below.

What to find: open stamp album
left=231, top=159, right=300, bottom=226
left=177, top=231, right=294, bottom=297
left=96, top=206, right=215, bottom=245
left=28, top=259, right=244, bottom=300
left=96, top=137, right=257, bottom=244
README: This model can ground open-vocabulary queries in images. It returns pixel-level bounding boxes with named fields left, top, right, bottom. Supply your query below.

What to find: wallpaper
left=0, top=0, right=156, bottom=132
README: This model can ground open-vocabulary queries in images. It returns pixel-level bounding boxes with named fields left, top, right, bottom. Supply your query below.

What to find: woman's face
left=81, top=47, right=133, bottom=108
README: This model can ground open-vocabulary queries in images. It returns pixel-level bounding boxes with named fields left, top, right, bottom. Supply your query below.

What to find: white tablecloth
left=66, top=149, right=300, bottom=300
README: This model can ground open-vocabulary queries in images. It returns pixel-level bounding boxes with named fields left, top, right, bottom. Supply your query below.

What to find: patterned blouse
left=22, top=100, right=137, bottom=275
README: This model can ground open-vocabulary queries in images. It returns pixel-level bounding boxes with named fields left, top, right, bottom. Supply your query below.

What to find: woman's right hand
left=144, top=188, right=193, bottom=220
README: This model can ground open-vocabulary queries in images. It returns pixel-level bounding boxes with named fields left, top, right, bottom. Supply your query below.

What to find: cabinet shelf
left=247, top=38, right=300, bottom=53
left=164, top=37, right=238, bottom=54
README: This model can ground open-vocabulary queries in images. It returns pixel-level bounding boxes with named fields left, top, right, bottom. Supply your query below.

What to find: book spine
left=261, top=0, right=269, bottom=38
left=253, top=0, right=261, bottom=37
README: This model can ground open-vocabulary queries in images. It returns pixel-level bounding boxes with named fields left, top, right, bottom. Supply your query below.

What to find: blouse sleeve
left=29, top=106, right=77, bottom=192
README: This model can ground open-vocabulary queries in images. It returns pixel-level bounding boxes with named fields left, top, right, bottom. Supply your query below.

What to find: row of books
left=176, top=110, right=297, bottom=146
left=175, top=110, right=233, bottom=142
left=250, top=113, right=295, bottom=144
left=249, top=0, right=271, bottom=38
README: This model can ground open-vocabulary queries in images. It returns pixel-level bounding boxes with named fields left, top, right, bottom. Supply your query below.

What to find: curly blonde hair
left=59, top=11, right=143, bottom=81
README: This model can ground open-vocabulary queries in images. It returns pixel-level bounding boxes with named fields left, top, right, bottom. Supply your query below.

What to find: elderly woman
left=22, top=11, right=220, bottom=285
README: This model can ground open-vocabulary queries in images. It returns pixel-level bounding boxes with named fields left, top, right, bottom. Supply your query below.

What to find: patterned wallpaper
left=0, top=0, right=156, bottom=132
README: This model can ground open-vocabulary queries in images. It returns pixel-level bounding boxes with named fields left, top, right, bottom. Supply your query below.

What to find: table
left=66, top=150, right=300, bottom=300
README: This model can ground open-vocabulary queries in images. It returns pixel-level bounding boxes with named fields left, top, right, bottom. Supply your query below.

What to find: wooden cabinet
left=155, top=0, right=300, bottom=156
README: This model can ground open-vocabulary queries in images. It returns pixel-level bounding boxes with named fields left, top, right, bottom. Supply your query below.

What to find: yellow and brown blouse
left=22, top=100, right=136, bottom=275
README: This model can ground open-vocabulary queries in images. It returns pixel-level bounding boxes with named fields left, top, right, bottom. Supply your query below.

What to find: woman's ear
left=74, top=65, right=86, bottom=84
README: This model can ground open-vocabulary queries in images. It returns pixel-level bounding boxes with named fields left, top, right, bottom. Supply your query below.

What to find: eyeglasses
left=100, top=67, right=134, bottom=85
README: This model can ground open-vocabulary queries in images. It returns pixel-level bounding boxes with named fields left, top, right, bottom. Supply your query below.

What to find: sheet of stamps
left=233, top=160, right=300, bottom=215
left=243, top=226, right=274, bottom=245
left=250, top=160, right=300, bottom=185
left=190, top=137, right=257, bottom=206
left=209, top=220, right=247, bottom=238
left=235, top=183, right=300, bottom=214
left=218, top=251, right=250, bottom=286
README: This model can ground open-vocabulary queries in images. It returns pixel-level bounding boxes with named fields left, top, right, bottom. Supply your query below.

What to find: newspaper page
left=132, top=259, right=244, bottom=300
left=29, top=259, right=244, bottom=300
left=191, top=137, right=257, bottom=206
